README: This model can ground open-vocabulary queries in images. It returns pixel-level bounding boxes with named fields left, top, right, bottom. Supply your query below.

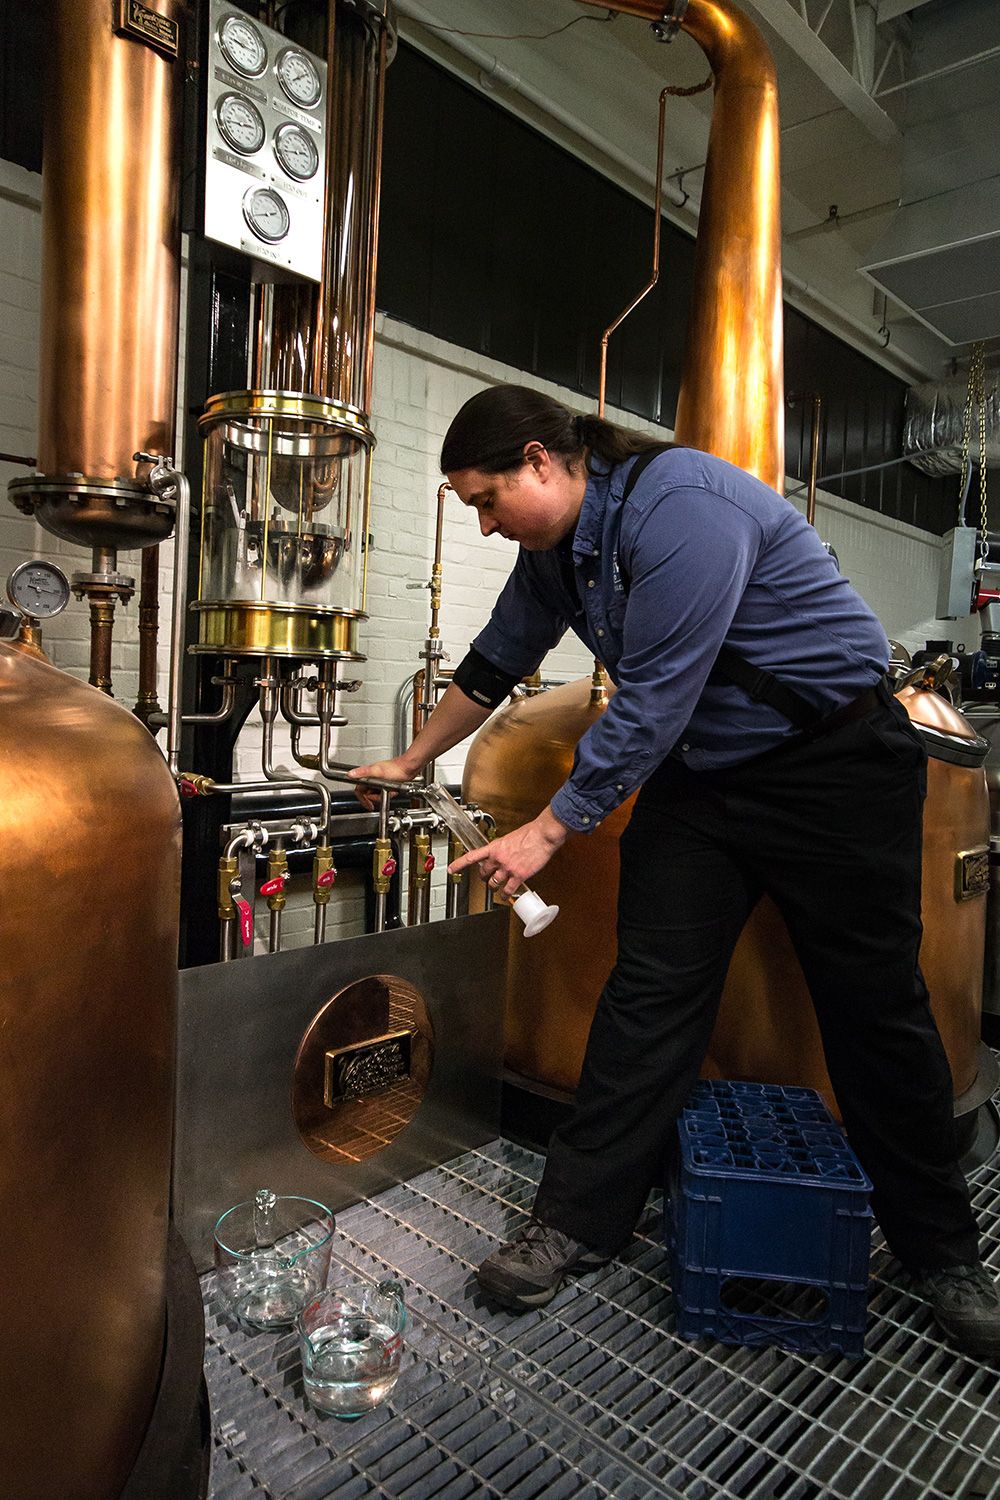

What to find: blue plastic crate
left=666, top=1080, right=873, bottom=1357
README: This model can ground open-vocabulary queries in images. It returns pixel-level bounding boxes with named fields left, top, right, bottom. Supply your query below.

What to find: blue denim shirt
left=473, top=446, right=889, bottom=833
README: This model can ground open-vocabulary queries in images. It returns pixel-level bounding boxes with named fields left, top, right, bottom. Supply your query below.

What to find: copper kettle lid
left=895, top=657, right=988, bottom=766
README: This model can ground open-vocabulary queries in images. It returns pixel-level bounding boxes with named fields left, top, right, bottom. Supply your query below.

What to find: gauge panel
left=218, top=13, right=267, bottom=77
left=6, top=560, right=71, bottom=619
left=275, top=47, right=322, bottom=108
left=205, top=1, right=326, bottom=280
left=216, top=93, right=266, bottom=156
left=273, top=121, right=319, bottom=182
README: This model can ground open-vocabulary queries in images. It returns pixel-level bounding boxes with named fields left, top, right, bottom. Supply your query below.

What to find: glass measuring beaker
left=298, top=1276, right=407, bottom=1418
left=213, top=1188, right=334, bottom=1332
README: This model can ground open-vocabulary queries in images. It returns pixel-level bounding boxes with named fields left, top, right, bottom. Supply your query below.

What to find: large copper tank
left=463, top=678, right=989, bottom=1117
left=0, top=639, right=181, bottom=1500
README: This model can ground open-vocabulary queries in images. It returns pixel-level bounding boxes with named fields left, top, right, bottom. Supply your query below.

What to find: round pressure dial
left=242, top=186, right=290, bottom=244
left=273, top=121, right=319, bottom=181
left=218, top=13, right=268, bottom=77
left=275, top=46, right=322, bottom=108
left=6, top=560, right=70, bottom=619
left=216, top=93, right=266, bottom=155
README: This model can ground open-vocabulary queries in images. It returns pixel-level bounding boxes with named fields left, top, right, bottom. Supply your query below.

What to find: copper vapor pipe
left=135, top=545, right=163, bottom=726
left=598, top=87, right=669, bottom=418
left=579, top=0, right=784, bottom=491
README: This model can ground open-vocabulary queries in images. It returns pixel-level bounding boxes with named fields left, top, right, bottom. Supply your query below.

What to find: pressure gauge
left=216, top=93, right=266, bottom=155
left=275, top=46, right=322, bottom=108
left=273, top=121, right=319, bottom=182
left=6, top=560, right=70, bottom=620
left=218, top=13, right=267, bottom=77
left=242, top=186, right=290, bottom=244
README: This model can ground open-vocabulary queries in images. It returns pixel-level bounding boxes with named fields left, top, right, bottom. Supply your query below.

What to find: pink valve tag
left=234, top=895, right=254, bottom=947
left=259, top=875, right=288, bottom=897
left=317, top=869, right=336, bottom=888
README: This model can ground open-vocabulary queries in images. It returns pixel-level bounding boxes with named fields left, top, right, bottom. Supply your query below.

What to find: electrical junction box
left=204, top=0, right=326, bottom=281
left=937, top=527, right=978, bottom=620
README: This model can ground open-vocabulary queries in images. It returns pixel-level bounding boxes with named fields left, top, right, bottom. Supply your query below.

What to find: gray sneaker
left=476, top=1218, right=611, bottom=1309
left=910, top=1262, right=1000, bottom=1360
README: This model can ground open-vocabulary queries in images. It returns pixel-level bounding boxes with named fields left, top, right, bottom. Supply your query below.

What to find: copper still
left=462, top=0, right=991, bottom=1120
left=0, top=636, right=181, bottom=1500
left=7, top=0, right=183, bottom=694
left=463, top=678, right=990, bottom=1121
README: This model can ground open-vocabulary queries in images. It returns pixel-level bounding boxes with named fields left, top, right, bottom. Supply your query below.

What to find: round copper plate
left=292, top=973, right=433, bottom=1164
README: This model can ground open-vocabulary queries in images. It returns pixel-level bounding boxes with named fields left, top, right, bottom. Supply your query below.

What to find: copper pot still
left=462, top=677, right=990, bottom=1123
left=0, top=638, right=181, bottom=1500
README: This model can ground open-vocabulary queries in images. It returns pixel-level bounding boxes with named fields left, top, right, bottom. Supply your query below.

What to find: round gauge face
left=243, top=186, right=290, bottom=244
left=6, top=560, right=71, bottom=619
left=216, top=93, right=266, bottom=155
left=275, top=47, right=322, bottom=108
left=218, top=13, right=267, bottom=77
left=273, top=121, right=319, bottom=182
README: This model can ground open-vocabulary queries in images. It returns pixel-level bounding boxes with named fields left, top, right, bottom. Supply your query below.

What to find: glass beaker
left=298, top=1277, right=406, bottom=1418
left=213, top=1188, right=334, bottom=1332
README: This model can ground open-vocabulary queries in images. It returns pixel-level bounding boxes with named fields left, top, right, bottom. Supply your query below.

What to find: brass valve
left=412, top=829, right=433, bottom=891
left=178, top=771, right=216, bottom=798
left=373, top=836, right=397, bottom=896
left=447, top=829, right=464, bottom=884
left=217, top=854, right=238, bottom=921
left=313, top=844, right=336, bottom=906
left=262, top=848, right=288, bottom=912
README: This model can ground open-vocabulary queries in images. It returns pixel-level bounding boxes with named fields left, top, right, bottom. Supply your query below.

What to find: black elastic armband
left=452, top=647, right=522, bottom=710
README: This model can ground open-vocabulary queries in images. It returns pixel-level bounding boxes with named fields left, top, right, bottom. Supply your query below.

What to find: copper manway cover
left=896, top=681, right=985, bottom=743
left=293, top=973, right=433, bottom=1165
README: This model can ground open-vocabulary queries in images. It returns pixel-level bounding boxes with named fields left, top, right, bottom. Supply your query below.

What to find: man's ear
left=522, top=441, right=550, bottom=479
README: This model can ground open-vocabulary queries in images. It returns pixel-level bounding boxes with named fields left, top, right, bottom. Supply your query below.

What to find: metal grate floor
left=203, top=1139, right=1000, bottom=1500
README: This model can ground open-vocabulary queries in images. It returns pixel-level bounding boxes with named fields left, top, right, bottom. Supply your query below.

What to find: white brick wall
left=0, top=165, right=976, bottom=948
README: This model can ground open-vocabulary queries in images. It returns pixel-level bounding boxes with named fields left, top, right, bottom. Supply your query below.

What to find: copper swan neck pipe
left=578, top=0, right=784, bottom=493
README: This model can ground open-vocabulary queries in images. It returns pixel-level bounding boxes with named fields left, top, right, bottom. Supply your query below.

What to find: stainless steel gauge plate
left=242, top=186, right=290, bottom=244
left=275, top=46, right=322, bottom=107
left=6, top=560, right=71, bottom=619
left=273, top=121, right=319, bottom=181
left=218, top=13, right=268, bottom=76
left=216, top=93, right=266, bottom=155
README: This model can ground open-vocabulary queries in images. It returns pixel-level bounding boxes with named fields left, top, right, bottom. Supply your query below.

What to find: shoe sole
left=476, top=1255, right=612, bottom=1311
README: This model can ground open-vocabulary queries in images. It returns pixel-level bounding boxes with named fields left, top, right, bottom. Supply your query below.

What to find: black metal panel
left=0, top=7, right=43, bottom=174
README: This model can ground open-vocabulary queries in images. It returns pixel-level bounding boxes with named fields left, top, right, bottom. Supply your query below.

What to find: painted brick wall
left=0, top=164, right=977, bottom=949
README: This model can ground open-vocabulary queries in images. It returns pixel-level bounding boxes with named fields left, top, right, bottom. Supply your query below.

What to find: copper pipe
left=88, top=595, right=115, bottom=695
left=362, top=21, right=389, bottom=412
left=135, top=545, right=162, bottom=725
left=580, top=0, right=784, bottom=491
left=807, top=394, right=822, bottom=528
left=598, top=87, right=669, bottom=418
left=37, top=0, right=182, bottom=482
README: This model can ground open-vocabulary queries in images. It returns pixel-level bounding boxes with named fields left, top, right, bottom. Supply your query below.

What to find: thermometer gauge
left=216, top=93, right=266, bottom=155
left=6, top=560, right=71, bottom=620
left=275, top=47, right=322, bottom=108
left=218, top=13, right=268, bottom=77
left=273, top=121, right=319, bottom=181
left=242, top=186, right=290, bottom=244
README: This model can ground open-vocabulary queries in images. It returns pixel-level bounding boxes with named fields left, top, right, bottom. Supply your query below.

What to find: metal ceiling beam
left=744, top=0, right=901, bottom=145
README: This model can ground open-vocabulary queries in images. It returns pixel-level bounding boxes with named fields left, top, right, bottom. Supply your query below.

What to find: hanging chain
left=958, top=340, right=988, bottom=532
left=976, top=343, right=989, bottom=536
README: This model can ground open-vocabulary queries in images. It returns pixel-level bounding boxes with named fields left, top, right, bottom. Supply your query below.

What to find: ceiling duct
left=861, top=0, right=1000, bottom=347
left=903, top=368, right=1000, bottom=476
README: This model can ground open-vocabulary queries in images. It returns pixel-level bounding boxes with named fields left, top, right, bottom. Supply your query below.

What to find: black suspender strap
left=619, top=445, right=826, bottom=733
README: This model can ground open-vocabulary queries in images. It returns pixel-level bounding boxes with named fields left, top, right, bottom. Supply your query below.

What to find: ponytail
left=440, top=384, right=668, bottom=476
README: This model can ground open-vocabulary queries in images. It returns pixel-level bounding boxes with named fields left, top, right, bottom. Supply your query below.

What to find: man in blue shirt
left=352, top=383, right=999, bottom=1358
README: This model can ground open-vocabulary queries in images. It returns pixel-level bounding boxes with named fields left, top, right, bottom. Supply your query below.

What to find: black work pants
left=533, top=688, right=980, bottom=1271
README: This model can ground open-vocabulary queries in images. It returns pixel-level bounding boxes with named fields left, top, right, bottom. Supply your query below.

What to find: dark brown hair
left=440, top=384, right=667, bottom=476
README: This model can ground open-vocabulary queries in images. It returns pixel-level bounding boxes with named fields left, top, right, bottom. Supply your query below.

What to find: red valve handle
left=178, top=778, right=199, bottom=798
left=234, top=895, right=254, bottom=948
left=260, top=874, right=288, bottom=897
left=423, top=855, right=436, bottom=872
left=381, top=858, right=398, bottom=877
left=976, top=588, right=1000, bottom=610
left=317, top=868, right=336, bottom=888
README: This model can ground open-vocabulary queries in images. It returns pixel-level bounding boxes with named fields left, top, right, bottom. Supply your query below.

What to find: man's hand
left=348, top=756, right=418, bottom=811
left=449, top=805, right=571, bottom=898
